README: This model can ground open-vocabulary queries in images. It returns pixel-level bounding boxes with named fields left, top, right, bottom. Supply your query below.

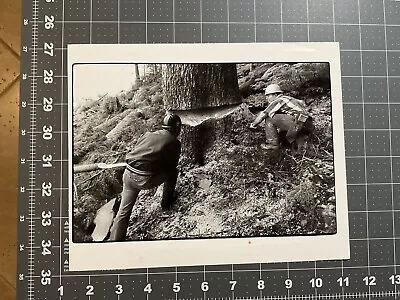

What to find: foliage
left=102, top=95, right=121, bottom=115
left=243, top=63, right=331, bottom=108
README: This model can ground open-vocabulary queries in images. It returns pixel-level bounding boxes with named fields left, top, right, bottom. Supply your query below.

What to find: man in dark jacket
left=250, top=84, right=314, bottom=153
left=109, top=113, right=182, bottom=241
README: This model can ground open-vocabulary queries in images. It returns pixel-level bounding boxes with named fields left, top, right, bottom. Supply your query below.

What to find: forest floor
left=73, top=63, right=336, bottom=243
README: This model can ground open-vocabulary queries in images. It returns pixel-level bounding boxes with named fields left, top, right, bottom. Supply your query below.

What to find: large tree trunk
left=162, top=64, right=242, bottom=165
left=163, top=64, right=241, bottom=110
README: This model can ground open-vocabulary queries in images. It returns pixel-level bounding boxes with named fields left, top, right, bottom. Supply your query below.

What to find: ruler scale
left=30, top=0, right=37, bottom=296
left=18, top=0, right=400, bottom=299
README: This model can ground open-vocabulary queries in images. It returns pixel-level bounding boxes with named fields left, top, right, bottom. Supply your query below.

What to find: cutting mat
left=17, top=0, right=400, bottom=299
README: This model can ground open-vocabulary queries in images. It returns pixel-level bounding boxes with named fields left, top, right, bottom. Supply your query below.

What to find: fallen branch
left=287, top=154, right=298, bottom=164
left=106, top=110, right=142, bottom=141
left=73, top=183, right=79, bottom=202
left=94, top=109, right=133, bottom=132
left=81, top=183, right=96, bottom=193
left=80, top=170, right=104, bottom=186
left=97, top=93, right=109, bottom=101
left=298, top=149, right=309, bottom=170
left=322, top=149, right=333, bottom=157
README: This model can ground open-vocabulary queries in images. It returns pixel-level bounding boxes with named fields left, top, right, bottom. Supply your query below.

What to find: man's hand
left=251, top=111, right=267, bottom=129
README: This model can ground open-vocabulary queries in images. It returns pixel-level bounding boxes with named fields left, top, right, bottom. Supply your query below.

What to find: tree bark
left=162, top=64, right=242, bottom=165
left=134, top=64, right=140, bottom=85
left=162, top=64, right=242, bottom=110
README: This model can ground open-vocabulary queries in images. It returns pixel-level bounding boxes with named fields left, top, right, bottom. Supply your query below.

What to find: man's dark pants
left=264, top=113, right=314, bottom=149
left=109, top=168, right=178, bottom=241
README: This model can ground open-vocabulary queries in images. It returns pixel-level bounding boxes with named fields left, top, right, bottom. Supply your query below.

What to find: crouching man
left=109, top=113, right=182, bottom=241
left=250, top=84, right=314, bottom=153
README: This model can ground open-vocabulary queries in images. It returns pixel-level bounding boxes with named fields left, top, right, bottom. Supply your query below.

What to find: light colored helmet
left=264, top=84, right=283, bottom=95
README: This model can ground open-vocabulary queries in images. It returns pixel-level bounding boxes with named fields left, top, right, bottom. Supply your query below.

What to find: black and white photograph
left=68, top=43, right=349, bottom=271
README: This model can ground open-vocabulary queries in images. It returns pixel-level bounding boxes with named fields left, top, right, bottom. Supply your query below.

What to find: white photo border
left=68, top=42, right=349, bottom=271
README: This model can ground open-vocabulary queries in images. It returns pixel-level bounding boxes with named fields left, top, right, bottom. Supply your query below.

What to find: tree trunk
left=134, top=64, right=140, bottom=85
left=94, top=109, right=133, bottom=132
left=162, top=64, right=242, bottom=164
left=106, top=110, right=143, bottom=142
left=163, top=64, right=242, bottom=110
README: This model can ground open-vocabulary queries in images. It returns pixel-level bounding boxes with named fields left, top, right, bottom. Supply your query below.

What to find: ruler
left=18, top=0, right=400, bottom=299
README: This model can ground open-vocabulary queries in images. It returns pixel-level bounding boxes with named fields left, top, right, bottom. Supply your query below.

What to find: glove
left=250, top=123, right=257, bottom=129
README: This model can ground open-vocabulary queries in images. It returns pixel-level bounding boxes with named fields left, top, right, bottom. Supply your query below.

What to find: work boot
left=292, top=135, right=308, bottom=155
left=161, top=190, right=179, bottom=211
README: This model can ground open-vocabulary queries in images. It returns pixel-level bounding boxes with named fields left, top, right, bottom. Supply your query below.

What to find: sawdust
left=173, top=103, right=242, bottom=126
left=185, top=199, right=224, bottom=237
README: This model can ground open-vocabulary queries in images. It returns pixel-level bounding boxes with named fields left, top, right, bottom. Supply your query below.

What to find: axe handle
left=73, top=162, right=128, bottom=173
left=73, top=164, right=100, bottom=173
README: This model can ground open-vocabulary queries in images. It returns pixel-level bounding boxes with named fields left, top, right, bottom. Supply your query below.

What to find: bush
left=102, top=96, right=121, bottom=115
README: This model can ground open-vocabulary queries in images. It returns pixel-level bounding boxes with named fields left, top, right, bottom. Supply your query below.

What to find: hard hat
left=162, top=113, right=182, bottom=131
left=264, top=84, right=283, bottom=95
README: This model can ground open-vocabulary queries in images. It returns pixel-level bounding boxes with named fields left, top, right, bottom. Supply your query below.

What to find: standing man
left=109, top=113, right=182, bottom=241
left=250, top=84, right=314, bottom=153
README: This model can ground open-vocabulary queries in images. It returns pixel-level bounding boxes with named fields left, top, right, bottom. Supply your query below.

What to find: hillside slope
left=73, top=63, right=336, bottom=242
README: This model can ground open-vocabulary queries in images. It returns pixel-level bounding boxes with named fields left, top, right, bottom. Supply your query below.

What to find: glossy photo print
left=68, top=43, right=349, bottom=271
